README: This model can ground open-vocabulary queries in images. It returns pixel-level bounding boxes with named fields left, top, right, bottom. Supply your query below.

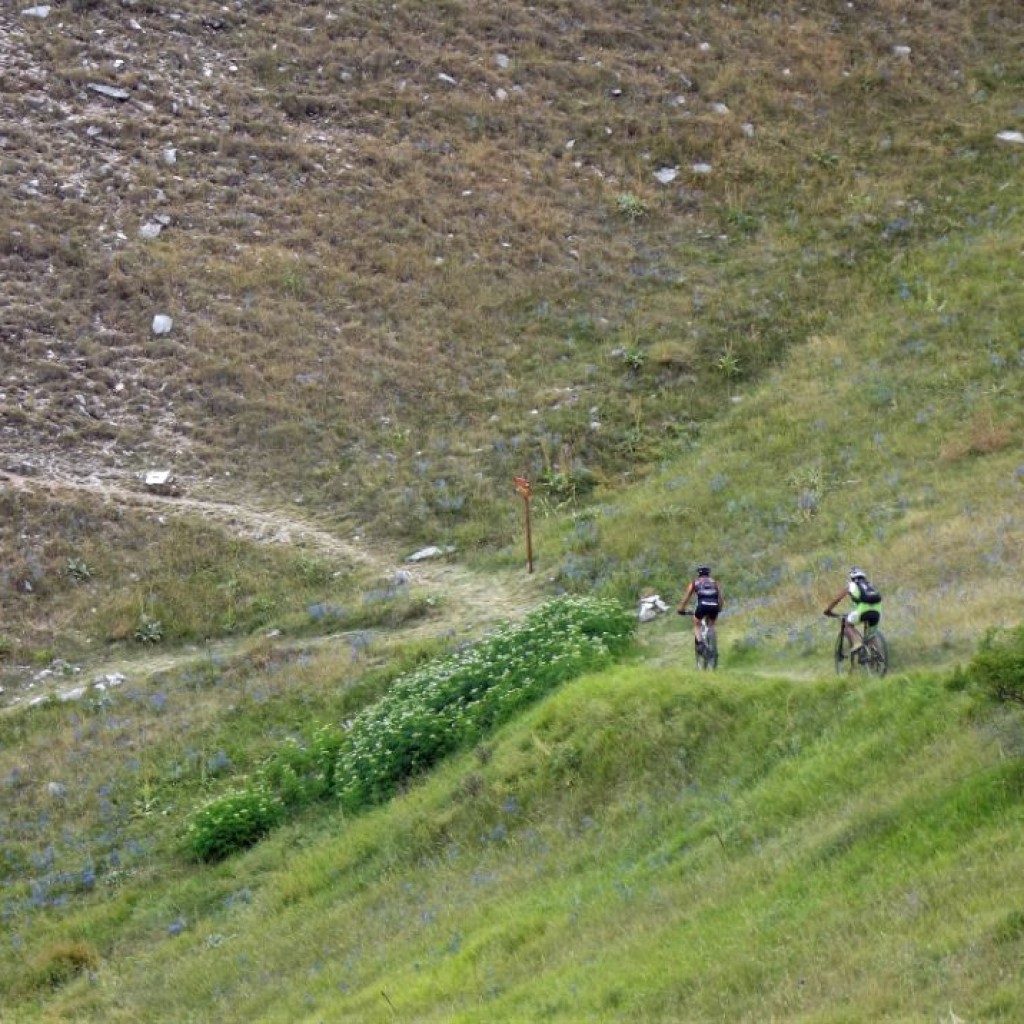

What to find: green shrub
left=134, top=615, right=164, bottom=644
left=186, top=787, right=285, bottom=862
left=969, top=626, right=1024, bottom=705
left=184, top=597, right=635, bottom=856
left=258, top=725, right=346, bottom=810
left=616, top=192, right=649, bottom=221
left=64, top=557, right=93, bottom=582
left=334, top=596, right=635, bottom=813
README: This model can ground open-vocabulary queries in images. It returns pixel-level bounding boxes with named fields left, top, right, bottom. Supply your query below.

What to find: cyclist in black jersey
left=677, top=566, right=724, bottom=655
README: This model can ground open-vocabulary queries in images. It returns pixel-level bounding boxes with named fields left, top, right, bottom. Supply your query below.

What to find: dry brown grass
left=2, top=0, right=1021, bottom=555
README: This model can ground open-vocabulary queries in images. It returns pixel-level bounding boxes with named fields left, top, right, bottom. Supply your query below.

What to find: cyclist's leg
left=845, top=608, right=865, bottom=649
left=701, top=609, right=718, bottom=654
left=861, top=609, right=881, bottom=647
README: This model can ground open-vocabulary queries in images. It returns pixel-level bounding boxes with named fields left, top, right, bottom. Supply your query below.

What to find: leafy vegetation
left=965, top=625, right=1024, bottom=706
left=187, top=596, right=635, bottom=859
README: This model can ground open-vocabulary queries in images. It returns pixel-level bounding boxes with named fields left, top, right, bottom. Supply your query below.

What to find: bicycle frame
left=680, top=610, right=718, bottom=670
left=826, top=611, right=888, bottom=677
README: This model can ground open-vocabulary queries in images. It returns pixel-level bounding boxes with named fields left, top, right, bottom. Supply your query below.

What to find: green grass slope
left=539, top=220, right=1024, bottom=664
left=5, top=648, right=1023, bottom=1022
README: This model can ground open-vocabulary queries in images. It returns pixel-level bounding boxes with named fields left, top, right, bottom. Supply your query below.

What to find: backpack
left=695, top=578, right=720, bottom=607
left=855, top=578, right=882, bottom=605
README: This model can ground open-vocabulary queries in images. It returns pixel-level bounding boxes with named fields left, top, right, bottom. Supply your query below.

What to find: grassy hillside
left=3, top=0, right=1021, bottom=532
left=3, top=633, right=1023, bottom=1021
left=538, top=221, right=1024, bottom=662
left=2, top=1, right=1024, bottom=1020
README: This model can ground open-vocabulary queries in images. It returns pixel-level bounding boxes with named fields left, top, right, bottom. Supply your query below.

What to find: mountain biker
left=823, top=567, right=881, bottom=654
left=677, top=565, right=723, bottom=655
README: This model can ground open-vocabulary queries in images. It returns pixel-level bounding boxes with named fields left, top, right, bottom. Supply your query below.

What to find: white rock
left=691, top=162, right=713, bottom=175
left=893, top=45, right=912, bottom=58
left=406, top=545, right=455, bottom=563
left=88, top=83, right=131, bottom=101
left=996, top=130, right=1024, bottom=145
left=22, top=5, right=51, bottom=17
left=638, top=594, right=670, bottom=623
left=654, top=167, right=679, bottom=184
left=139, top=221, right=163, bottom=239
left=152, top=314, right=173, bottom=335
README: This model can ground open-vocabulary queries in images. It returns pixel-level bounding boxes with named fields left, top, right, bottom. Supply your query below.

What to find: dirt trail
left=2, top=468, right=379, bottom=566
left=0, top=470, right=547, bottom=710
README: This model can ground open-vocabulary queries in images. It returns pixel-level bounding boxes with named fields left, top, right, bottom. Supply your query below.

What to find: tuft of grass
left=20, top=941, right=100, bottom=995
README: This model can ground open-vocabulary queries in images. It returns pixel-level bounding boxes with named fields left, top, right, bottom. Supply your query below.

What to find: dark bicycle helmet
left=849, top=567, right=866, bottom=581
left=696, top=565, right=712, bottom=577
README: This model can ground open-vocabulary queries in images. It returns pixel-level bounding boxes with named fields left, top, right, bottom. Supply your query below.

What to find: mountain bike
left=680, top=610, right=718, bottom=670
left=825, top=611, right=888, bottom=677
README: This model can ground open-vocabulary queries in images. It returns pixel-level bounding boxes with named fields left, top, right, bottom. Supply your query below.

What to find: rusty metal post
left=513, top=476, right=533, bottom=573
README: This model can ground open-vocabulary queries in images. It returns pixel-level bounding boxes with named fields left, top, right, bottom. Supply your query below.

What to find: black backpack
left=695, top=578, right=720, bottom=607
left=856, top=578, right=882, bottom=605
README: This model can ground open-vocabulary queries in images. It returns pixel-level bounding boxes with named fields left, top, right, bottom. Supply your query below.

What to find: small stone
left=152, top=314, right=173, bottom=335
left=87, top=83, right=131, bottom=101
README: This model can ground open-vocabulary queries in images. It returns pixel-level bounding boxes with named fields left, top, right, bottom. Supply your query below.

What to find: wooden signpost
left=513, top=475, right=533, bottom=573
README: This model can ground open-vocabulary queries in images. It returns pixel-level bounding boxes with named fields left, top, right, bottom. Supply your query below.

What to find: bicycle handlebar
left=678, top=609, right=693, bottom=617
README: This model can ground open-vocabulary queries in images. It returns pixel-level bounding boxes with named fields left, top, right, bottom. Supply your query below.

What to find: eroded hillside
left=4, top=1, right=1019, bottom=532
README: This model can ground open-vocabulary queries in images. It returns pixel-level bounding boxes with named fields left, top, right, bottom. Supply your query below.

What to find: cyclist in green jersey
left=824, top=567, right=882, bottom=655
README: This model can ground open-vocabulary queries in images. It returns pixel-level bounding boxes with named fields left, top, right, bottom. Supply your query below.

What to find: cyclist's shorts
left=847, top=607, right=880, bottom=627
left=695, top=604, right=719, bottom=622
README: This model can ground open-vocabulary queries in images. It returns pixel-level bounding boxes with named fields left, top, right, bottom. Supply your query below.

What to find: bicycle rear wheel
left=695, top=639, right=708, bottom=670
left=864, top=631, right=888, bottom=677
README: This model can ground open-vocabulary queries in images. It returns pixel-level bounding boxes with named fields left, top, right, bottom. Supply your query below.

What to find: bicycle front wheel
left=705, top=627, right=718, bottom=670
left=834, top=627, right=849, bottom=675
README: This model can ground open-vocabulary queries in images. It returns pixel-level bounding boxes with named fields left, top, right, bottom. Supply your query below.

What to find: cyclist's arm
left=677, top=581, right=695, bottom=612
left=823, top=587, right=847, bottom=614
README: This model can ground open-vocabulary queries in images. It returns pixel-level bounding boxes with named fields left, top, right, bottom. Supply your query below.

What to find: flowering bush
left=184, top=596, right=634, bottom=856
left=333, top=596, right=634, bottom=812
left=257, top=725, right=346, bottom=810
left=186, top=787, right=284, bottom=862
